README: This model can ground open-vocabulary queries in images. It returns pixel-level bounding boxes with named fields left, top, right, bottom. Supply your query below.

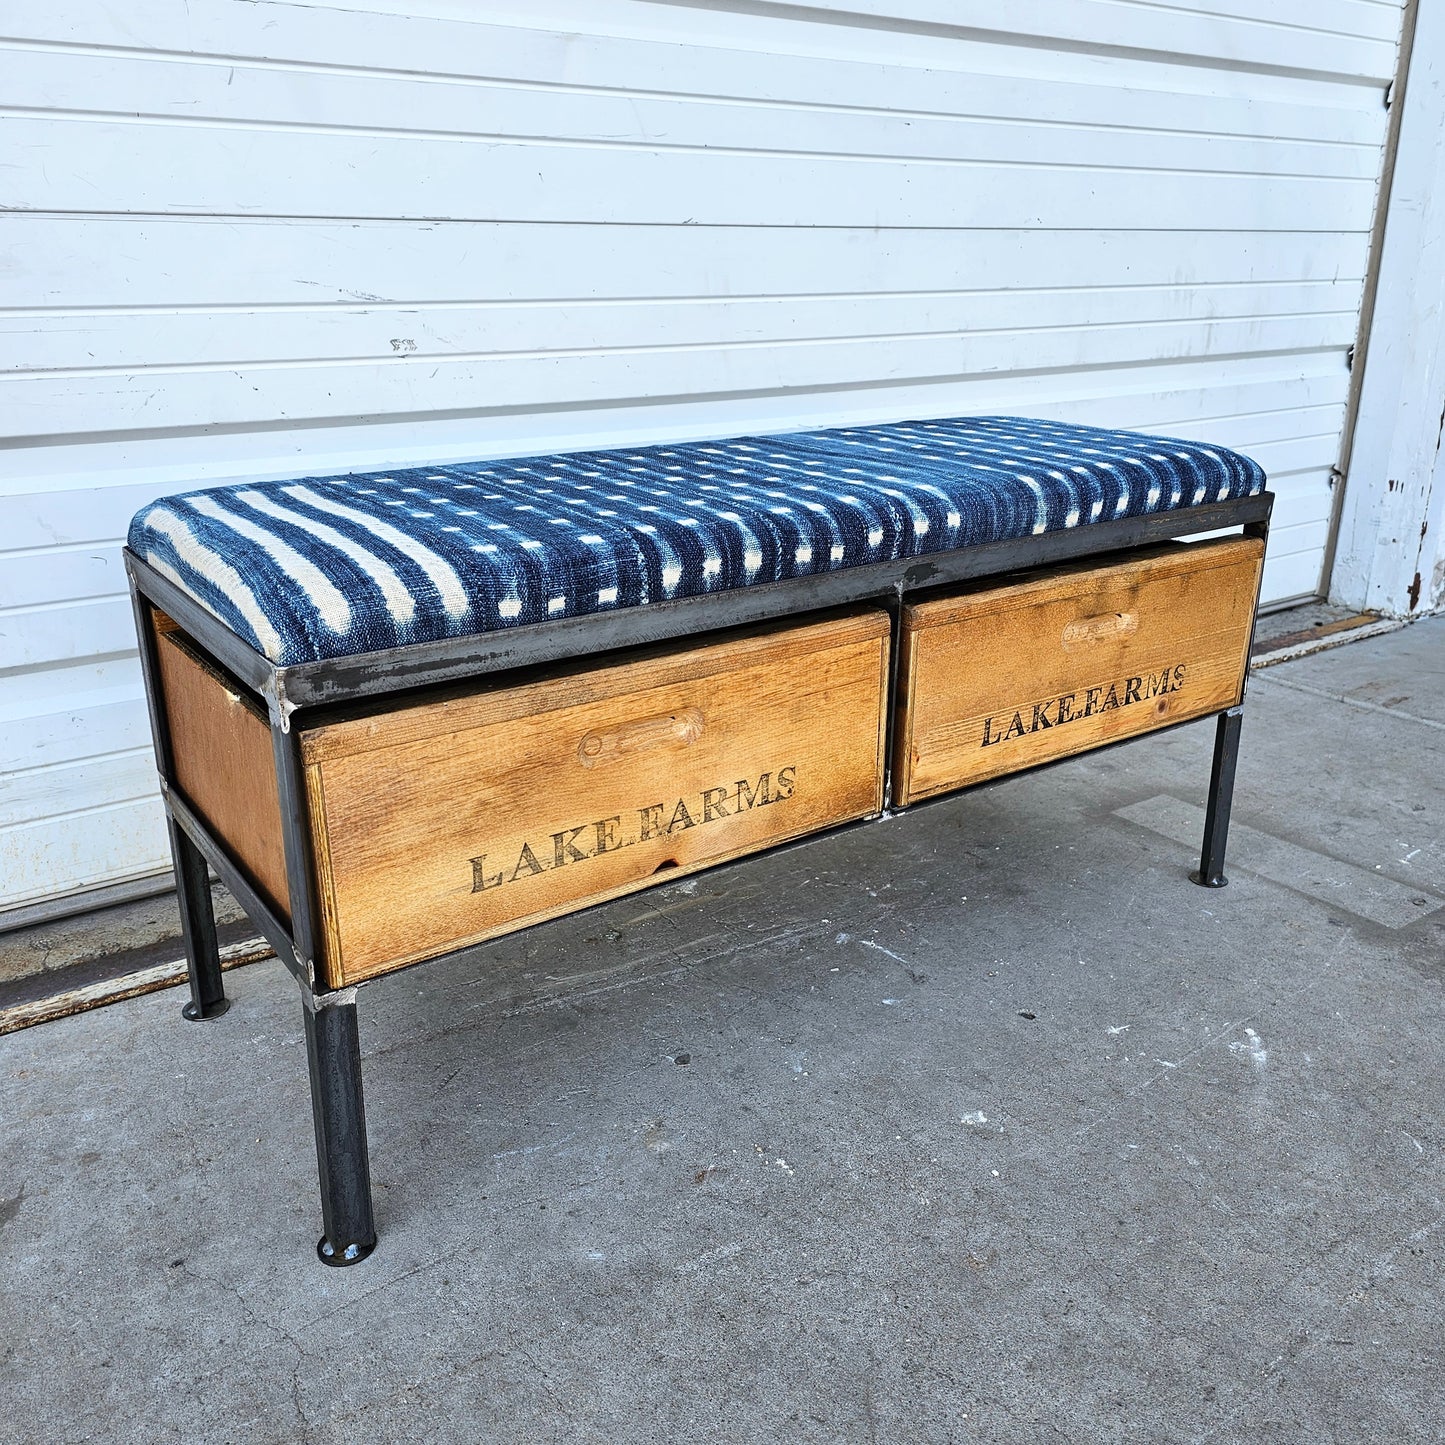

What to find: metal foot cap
left=181, top=997, right=231, bottom=1021
left=317, top=1235, right=376, bottom=1267
left=1189, top=870, right=1229, bottom=889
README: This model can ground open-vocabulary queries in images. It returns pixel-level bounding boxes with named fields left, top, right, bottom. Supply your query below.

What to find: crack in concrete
left=1254, top=671, right=1445, bottom=731
left=1368, top=1205, right=1445, bottom=1286
left=179, top=1262, right=315, bottom=1445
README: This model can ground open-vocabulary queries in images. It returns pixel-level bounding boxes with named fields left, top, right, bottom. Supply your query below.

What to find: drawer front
left=154, top=619, right=290, bottom=918
left=303, top=610, right=890, bottom=986
left=893, top=537, right=1264, bottom=806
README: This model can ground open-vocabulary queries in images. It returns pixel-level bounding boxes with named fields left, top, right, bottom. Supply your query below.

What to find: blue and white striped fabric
left=128, top=415, right=1266, bottom=666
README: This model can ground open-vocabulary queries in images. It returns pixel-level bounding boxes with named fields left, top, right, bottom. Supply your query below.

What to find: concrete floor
left=0, top=878, right=251, bottom=991
left=2, top=619, right=1442, bottom=1444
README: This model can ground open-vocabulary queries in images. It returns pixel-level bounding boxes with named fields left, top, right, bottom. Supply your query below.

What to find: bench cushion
left=128, top=415, right=1266, bottom=666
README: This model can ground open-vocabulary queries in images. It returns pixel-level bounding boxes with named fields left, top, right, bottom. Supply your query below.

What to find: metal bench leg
left=305, top=991, right=377, bottom=1266
left=170, top=817, right=230, bottom=1021
left=1191, top=706, right=1244, bottom=889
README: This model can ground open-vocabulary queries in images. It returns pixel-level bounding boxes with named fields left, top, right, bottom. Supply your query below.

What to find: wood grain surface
left=303, top=610, right=890, bottom=986
left=892, top=538, right=1264, bottom=805
left=154, top=619, right=290, bottom=918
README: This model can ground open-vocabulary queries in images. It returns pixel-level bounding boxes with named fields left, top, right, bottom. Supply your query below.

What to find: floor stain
left=0, top=1188, right=24, bottom=1232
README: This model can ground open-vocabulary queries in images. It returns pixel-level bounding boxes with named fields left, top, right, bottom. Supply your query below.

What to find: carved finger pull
left=1062, top=611, right=1138, bottom=648
left=578, top=706, right=706, bottom=767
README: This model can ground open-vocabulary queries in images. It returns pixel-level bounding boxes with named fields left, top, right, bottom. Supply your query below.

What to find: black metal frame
left=124, top=491, right=1272, bottom=1266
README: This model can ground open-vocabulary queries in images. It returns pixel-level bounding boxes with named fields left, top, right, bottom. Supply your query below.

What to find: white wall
left=1332, top=0, right=1445, bottom=618
left=0, top=0, right=1405, bottom=914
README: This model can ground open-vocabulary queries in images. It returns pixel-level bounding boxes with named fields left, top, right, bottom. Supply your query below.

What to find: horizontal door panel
left=0, top=49, right=1384, bottom=180
left=0, top=750, right=156, bottom=830
left=0, top=798, right=168, bottom=912
left=3, top=1, right=1401, bottom=111
left=2, top=217, right=1370, bottom=311
left=0, top=282, right=1363, bottom=374
left=0, top=316, right=1359, bottom=438
left=0, top=120, right=1380, bottom=232
left=0, top=546, right=127, bottom=608
left=0, top=596, right=139, bottom=670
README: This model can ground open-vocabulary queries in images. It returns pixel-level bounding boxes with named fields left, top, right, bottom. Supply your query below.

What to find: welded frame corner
left=125, top=546, right=318, bottom=998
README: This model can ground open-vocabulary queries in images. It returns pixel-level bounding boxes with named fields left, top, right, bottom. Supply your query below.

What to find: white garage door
left=0, top=0, right=1404, bottom=916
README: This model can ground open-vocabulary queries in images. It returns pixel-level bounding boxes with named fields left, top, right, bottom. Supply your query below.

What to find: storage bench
left=125, top=414, right=1270, bottom=1264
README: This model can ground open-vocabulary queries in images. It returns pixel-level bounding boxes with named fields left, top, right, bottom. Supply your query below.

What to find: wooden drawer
left=154, top=619, right=290, bottom=918
left=892, top=537, right=1264, bottom=806
left=302, top=609, right=891, bottom=986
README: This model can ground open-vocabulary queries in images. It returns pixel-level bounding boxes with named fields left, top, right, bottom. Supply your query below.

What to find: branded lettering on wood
left=300, top=610, right=890, bottom=986
left=981, top=663, right=1185, bottom=745
left=471, top=766, right=796, bottom=893
left=892, top=538, right=1264, bottom=805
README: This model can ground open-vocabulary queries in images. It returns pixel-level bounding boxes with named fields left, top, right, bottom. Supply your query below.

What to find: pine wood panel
left=154, top=619, right=289, bottom=918
left=301, top=610, right=890, bottom=986
left=892, top=538, right=1265, bottom=805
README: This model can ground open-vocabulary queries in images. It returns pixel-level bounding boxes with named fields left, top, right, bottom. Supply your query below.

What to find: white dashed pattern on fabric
left=128, top=416, right=1266, bottom=665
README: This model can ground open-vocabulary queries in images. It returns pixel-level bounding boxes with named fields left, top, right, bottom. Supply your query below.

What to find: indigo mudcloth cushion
left=128, top=415, right=1266, bottom=666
